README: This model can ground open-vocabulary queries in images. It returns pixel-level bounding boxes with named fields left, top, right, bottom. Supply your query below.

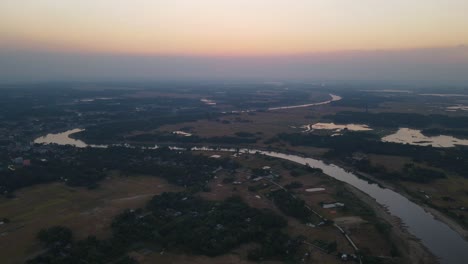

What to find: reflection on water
left=34, top=129, right=468, bottom=263
left=382, top=128, right=468, bottom=147
left=302, top=122, right=372, bottom=132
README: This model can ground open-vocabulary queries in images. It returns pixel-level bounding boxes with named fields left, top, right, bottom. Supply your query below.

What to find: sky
left=1, top=0, right=468, bottom=83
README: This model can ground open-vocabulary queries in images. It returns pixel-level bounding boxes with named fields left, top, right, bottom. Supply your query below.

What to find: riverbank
left=265, top=147, right=468, bottom=258
left=345, top=185, right=437, bottom=264
left=424, top=206, right=468, bottom=239
left=276, top=146, right=468, bottom=243
left=31, top=130, right=468, bottom=263
left=35, top=128, right=468, bottom=244
left=339, top=162, right=468, bottom=242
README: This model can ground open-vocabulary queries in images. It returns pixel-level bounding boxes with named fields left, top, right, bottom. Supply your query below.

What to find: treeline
left=279, top=161, right=323, bottom=177
left=210, top=88, right=314, bottom=109
left=352, top=159, right=447, bottom=184
left=72, top=110, right=220, bottom=143
left=386, top=164, right=446, bottom=183
left=29, top=193, right=303, bottom=263
left=0, top=160, right=106, bottom=195
left=330, top=93, right=393, bottom=109
left=325, top=111, right=468, bottom=129
left=276, top=132, right=468, bottom=182
left=0, top=146, right=234, bottom=195
left=127, top=132, right=258, bottom=145
left=421, top=128, right=468, bottom=138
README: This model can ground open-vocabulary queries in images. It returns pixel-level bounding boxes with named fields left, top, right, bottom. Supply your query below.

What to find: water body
left=75, top=97, right=116, bottom=103
left=302, top=122, right=372, bottom=132
left=446, top=105, right=468, bottom=112
left=268, top=94, right=342, bottom=110
left=172, top=131, right=192, bottom=137
left=420, top=94, right=468, bottom=97
left=200, top=98, right=216, bottom=105
left=225, top=94, right=342, bottom=113
left=382, top=128, right=468, bottom=147
left=33, top=129, right=107, bottom=148
left=361, top=89, right=412, bottom=93
left=34, top=130, right=468, bottom=264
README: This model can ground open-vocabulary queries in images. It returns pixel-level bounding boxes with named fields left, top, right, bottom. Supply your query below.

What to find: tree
left=37, top=226, right=72, bottom=249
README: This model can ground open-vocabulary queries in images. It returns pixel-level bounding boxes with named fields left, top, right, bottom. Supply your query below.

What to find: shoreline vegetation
left=32, top=126, right=468, bottom=246
left=35, top=126, right=468, bottom=237
left=27, top=131, right=444, bottom=263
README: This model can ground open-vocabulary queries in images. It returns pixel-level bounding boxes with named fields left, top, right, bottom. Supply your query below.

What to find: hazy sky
left=1, top=1, right=468, bottom=83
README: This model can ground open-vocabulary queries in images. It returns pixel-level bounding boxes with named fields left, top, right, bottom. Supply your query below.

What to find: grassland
left=0, top=174, right=181, bottom=264
left=1, top=150, right=400, bottom=264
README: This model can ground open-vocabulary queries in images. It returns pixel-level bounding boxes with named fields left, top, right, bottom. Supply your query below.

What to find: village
left=0, top=138, right=398, bottom=263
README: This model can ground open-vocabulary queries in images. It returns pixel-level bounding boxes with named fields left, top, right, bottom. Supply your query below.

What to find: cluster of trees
left=351, top=159, right=447, bottom=184
left=0, top=146, right=235, bottom=195
left=325, top=111, right=468, bottom=129
left=276, top=131, right=380, bottom=151
left=72, top=109, right=219, bottom=144
left=0, top=159, right=106, bottom=195
left=28, top=226, right=137, bottom=264
left=248, top=183, right=270, bottom=192
left=268, top=189, right=312, bottom=223
left=284, top=181, right=303, bottom=189
left=127, top=132, right=258, bottom=145
left=251, top=167, right=270, bottom=176
left=143, top=193, right=294, bottom=257
left=401, top=164, right=446, bottom=183
left=278, top=161, right=323, bottom=177
left=234, top=131, right=257, bottom=138
left=247, top=232, right=304, bottom=261
left=30, top=193, right=303, bottom=263
left=421, top=128, right=468, bottom=138
left=0, top=86, right=79, bottom=122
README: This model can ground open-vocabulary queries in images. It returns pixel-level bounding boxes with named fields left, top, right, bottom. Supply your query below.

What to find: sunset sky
left=1, top=1, right=468, bottom=82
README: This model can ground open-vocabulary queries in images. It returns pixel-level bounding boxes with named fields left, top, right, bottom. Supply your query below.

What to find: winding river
left=34, top=130, right=468, bottom=264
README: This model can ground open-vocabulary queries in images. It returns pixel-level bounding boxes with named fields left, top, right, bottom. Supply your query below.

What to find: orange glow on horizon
left=1, top=0, right=468, bottom=56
